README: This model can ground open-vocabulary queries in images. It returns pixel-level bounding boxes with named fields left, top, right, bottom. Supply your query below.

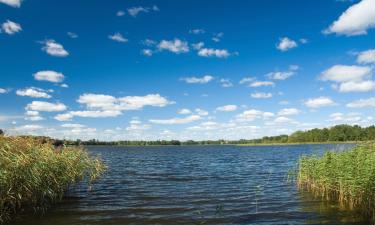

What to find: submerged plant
left=0, top=136, right=105, bottom=223
left=297, top=142, right=375, bottom=224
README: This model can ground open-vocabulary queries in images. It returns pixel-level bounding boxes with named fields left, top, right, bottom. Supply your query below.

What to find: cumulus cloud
left=41, top=40, right=69, bottom=57
left=142, top=49, right=153, bottom=56
left=54, top=110, right=122, bottom=121
left=277, top=37, right=298, bottom=51
left=320, top=64, right=375, bottom=92
left=320, top=65, right=372, bottom=82
left=251, top=92, right=273, bottom=99
left=304, top=97, right=336, bottom=108
left=1, top=20, right=21, bottom=34
left=324, top=0, right=375, bottom=36
left=26, top=101, right=67, bottom=112
left=116, top=10, right=125, bottom=17
left=192, top=42, right=204, bottom=50
left=61, top=123, right=85, bottom=128
left=189, top=29, right=205, bottom=34
left=108, top=32, right=128, bottom=43
left=127, top=5, right=159, bottom=17
left=235, top=109, right=274, bottom=122
left=25, top=110, right=44, bottom=121
left=181, top=75, right=214, bottom=84
left=249, top=81, right=275, bottom=87
left=220, top=79, right=233, bottom=87
left=33, top=70, right=65, bottom=83
left=178, top=108, right=191, bottom=114
left=198, top=48, right=230, bottom=58
left=267, top=65, right=299, bottom=80
left=328, top=112, right=362, bottom=123
left=212, top=32, right=224, bottom=42
left=16, top=87, right=52, bottom=98
left=346, top=97, right=375, bottom=108
left=239, top=77, right=256, bottom=84
left=278, top=108, right=301, bottom=116
left=195, top=108, right=209, bottom=116
left=126, top=120, right=151, bottom=131
left=67, top=32, right=78, bottom=38
left=0, top=88, right=9, bottom=94
left=149, top=115, right=201, bottom=125
left=14, top=125, right=43, bottom=132
left=357, top=49, right=375, bottom=64
left=77, top=93, right=173, bottom=111
left=0, top=0, right=22, bottom=7
left=216, top=105, right=237, bottom=112
left=157, top=39, right=189, bottom=54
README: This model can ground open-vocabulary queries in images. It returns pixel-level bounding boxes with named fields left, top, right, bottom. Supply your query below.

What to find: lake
left=13, top=144, right=364, bottom=225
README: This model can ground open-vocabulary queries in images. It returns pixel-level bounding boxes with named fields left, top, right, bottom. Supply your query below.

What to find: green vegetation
left=297, top=142, right=375, bottom=223
left=59, top=124, right=375, bottom=146
left=0, top=136, right=105, bottom=223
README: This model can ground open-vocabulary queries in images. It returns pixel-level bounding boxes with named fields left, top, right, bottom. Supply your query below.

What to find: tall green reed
left=0, top=136, right=105, bottom=223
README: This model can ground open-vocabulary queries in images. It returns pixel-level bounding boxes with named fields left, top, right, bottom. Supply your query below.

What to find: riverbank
left=236, top=141, right=359, bottom=147
left=297, top=142, right=375, bottom=223
left=0, top=136, right=105, bottom=224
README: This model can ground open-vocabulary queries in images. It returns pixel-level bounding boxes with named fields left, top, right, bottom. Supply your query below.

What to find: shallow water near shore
left=12, top=144, right=365, bottom=225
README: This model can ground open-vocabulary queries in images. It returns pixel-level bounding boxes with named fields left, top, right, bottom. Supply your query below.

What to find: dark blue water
left=14, top=144, right=364, bottom=225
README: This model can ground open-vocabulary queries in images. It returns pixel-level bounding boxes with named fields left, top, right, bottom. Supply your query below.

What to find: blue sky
left=1, top=0, right=375, bottom=141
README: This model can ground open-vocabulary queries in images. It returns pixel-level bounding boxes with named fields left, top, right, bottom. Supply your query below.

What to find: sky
left=0, top=0, right=375, bottom=141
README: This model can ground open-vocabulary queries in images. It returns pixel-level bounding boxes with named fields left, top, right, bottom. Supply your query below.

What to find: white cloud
left=25, top=110, right=44, bottom=121
left=157, top=39, right=189, bottom=54
left=61, top=123, right=85, bottom=128
left=267, top=65, right=299, bottom=80
left=320, top=65, right=375, bottom=92
left=126, top=120, right=151, bottom=131
left=251, top=92, right=272, bottom=99
left=108, top=32, right=128, bottom=43
left=116, top=10, right=125, bottom=16
left=181, top=75, right=214, bottom=84
left=198, top=48, right=230, bottom=58
left=16, top=87, right=52, bottom=98
left=212, top=32, right=224, bottom=42
left=1, top=20, right=21, bottom=34
left=357, top=49, right=375, bottom=64
left=67, top=32, right=78, bottom=38
left=324, top=0, right=375, bottom=36
left=189, top=29, right=205, bottom=34
left=249, top=81, right=275, bottom=87
left=338, top=80, right=375, bottom=92
left=278, top=108, right=301, bottom=116
left=195, top=108, right=209, bottom=116
left=0, top=88, right=8, bottom=94
left=76, top=93, right=173, bottom=112
left=192, top=42, right=205, bottom=50
left=329, top=112, right=361, bottom=122
left=0, top=0, right=22, bottom=7
left=34, top=70, right=65, bottom=83
left=42, top=40, right=69, bottom=57
left=127, top=5, right=159, bottom=17
left=60, top=83, right=69, bottom=88
left=277, top=37, right=298, bottom=51
left=346, top=97, right=375, bottom=108
left=26, top=101, right=67, bottom=112
left=304, top=97, right=336, bottom=108
left=216, top=105, right=237, bottom=112
left=54, top=110, right=122, bottom=121
left=149, top=115, right=201, bottom=125
left=142, top=49, right=153, bottom=56
left=14, top=125, right=43, bottom=132
left=220, top=78, right=233, bottom=87
left=320, top=65, right=372, bottom=82
left=235, top=109, right=274, bottom=122
left=273, top=116, right=294, bottom=124
left=178, top=108, right=191, bottom=114
left=239, top=77, right=256, bottom=84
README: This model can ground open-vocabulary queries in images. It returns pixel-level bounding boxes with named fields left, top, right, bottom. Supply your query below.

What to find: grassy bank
left=237, top=141, right=359, bottom=146
left=0, top=136, right=105, bottom=223
left=297, top=142, right=375, bottom=223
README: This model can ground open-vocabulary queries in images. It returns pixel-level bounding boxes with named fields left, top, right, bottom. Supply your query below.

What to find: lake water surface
left=14, top=144, right=365, bottom=225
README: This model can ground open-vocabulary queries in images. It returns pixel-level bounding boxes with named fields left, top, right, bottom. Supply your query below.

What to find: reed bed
left=298, top=142, right=375, bottom=223
left=0, top=136, right=105, bottom=223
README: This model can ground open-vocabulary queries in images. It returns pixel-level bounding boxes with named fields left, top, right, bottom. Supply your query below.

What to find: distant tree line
left=1, top=124, right=375, bottom=146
